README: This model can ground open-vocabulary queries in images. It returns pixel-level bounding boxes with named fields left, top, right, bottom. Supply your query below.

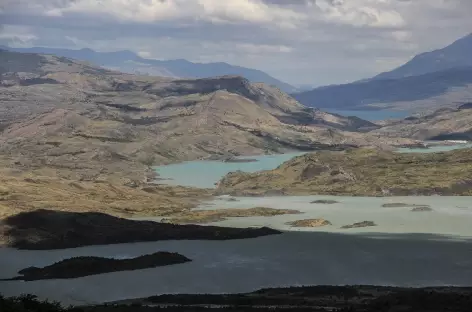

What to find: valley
left=1, top=37, right=472, bottom=311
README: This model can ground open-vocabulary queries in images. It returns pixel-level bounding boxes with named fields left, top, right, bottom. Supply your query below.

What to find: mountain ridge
left=0, top=45, right=297, bottom=93
left=292, top=66, right=472, bottom=111
left=292, top=32, right=472, bottom=112
left=372, top=32, right=472, bottom=81
left=0, top=50, right=418, bottom=220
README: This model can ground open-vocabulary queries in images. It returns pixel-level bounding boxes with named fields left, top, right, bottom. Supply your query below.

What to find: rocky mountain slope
left=292, top=67, right=472, bottom=112
left=1, top=46, right=297, bottom=93
left=0, top=49, right=413, bottom=170
left=292, top=33, right=472, bottom=112
left=373, top=32, right=472, bottom=80
left=0, top=50, right=417, bottom=219
left=215, top=148, right=472, bottom=196
left=371, top=102, right=472, bottom=140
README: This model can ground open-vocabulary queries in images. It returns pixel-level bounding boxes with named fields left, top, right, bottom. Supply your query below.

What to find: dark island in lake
left=3, top=252, right=191, bottom=281
left=0, top=209, right=281, bottom=250
left=310, top=199, right=339, bottom=204
left=223, top=157, right=259, bottom=163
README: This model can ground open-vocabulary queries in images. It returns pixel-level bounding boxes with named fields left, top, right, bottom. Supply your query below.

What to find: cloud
left=0, top=25, right=38, bottom=47
left=1, top=0, right=471, bottom=85
left=1, top=0, right=304, bottom=28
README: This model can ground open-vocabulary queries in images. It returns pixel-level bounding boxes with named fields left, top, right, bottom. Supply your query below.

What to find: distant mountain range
left=372, top=33, right=472, bottom=80
left=293, top=32, right=472, bottom=112
left=0, top=46, right=297, bottom=93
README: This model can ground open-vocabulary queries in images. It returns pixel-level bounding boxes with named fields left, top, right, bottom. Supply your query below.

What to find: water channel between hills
left=155, top=144, right=472, bottom=189
left=152, top=144, right=472, bottom=237
left=1, top=144, right=472, bottom=305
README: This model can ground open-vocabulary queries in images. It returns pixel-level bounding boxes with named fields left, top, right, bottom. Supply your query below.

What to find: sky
left=1, top=0, right=471, bottom=87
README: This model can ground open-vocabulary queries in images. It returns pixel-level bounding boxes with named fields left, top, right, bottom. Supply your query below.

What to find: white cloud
left=1, top=0, right=472, bottom=85
left=312, top=0, right=405, bottom=27
left=0, top=25, right=38, bottom=46
left=4, top=0, right=303, bottom=29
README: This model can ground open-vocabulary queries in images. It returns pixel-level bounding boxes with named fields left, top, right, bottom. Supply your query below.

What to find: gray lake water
left=1, top=231, right=472, bottom=305
left=2, top=145, right=472, bottom=305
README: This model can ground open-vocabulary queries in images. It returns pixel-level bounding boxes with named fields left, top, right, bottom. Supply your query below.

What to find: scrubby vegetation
left=216, top=148, right=472, bottom=196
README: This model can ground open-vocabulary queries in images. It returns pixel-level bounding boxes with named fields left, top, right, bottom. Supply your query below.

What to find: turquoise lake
left=396, top=143, right=472, bottom=153
left=154, top=152, right=305, bottom=188
left=155, top=144, right=472, bottom=188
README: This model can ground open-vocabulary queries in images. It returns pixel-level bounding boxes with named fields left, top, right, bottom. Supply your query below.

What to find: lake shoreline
left=109, top=285, right=472, bottom=311
left=4, top=285, right=470, bottom=311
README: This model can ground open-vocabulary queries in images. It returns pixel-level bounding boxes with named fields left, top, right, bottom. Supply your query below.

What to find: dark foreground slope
left=2, top=286, right=472, bottom=312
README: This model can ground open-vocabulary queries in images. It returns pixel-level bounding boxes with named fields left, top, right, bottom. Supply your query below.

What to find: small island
left=286, top=219, right=332, bottom=228
left=164, top=207, right=301, bottom=224
left=382, top=203, right=431, bottom=209
left=341, top=221, right=377, bottom=229
left=310, top=200, right=339, bottom=204
left=223, top=157, right=259, bottom=163
left=3, top=252, right=191, bottom=281
left=216, top=196, right=239, bottom=202
left=411, top=206, right=434, bottom=212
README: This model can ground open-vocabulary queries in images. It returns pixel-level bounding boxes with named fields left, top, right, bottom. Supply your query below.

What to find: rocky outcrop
left=340, top=221, right=377, bottom=229
left=411, top=206, right=434, bottom=212
left=3, top=252, right=191, bottom=281
left=310, top=200, right=339, bottom=204
left=215, top=148, right=472, bottom=196
left=162, top=207, right=300, bottom=224
left=286, top=219, right=332, bottom=228
left=382, top=203, right=431, bottom=209
left=371, top=104, right=472, bottom=141
left=223, top=157, right=258, bottom=163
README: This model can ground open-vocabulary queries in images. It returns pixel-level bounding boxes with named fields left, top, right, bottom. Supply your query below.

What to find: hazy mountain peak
left=1, top=46, right=296, bottom=93
left=373, top=32, right=472, bottom=80
left=293, top=32, right=472, bottom=112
